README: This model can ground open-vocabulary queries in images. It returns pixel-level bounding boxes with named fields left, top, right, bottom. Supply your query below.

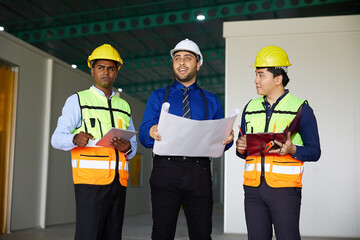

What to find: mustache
left=177, top=67, right=188, bottom=71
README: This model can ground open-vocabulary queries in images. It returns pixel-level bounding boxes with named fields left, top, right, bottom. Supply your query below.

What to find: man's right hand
left=149, top=124, right=162, bottom=141
left=236, top=135, right=247, bottom=155
left=73, top=131, right=94, bottom=147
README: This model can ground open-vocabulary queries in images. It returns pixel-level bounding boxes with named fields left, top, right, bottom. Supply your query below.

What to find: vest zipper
left=108, top=99, right=115, bottom=128
left=108, top=99, right=119, bottom=177
left=261, top=101, right=279, bottom=177
left=263, top=101, right=279, bottom=132
left=97, top=118, right=103, bottom=138
left=83, top=119, right=88, bottom=133
left=115, top=149, right=119, bottom=178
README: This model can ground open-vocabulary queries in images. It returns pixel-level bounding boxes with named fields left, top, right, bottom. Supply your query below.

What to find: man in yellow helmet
left=236, top=46, right=321, bottom=240
left=51, top=44, right=137, bottom=240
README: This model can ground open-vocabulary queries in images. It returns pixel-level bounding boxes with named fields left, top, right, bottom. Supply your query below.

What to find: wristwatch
left=124, top=147, right=132, bottom=155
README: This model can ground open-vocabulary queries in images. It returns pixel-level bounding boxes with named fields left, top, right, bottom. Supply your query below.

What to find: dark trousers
left=74, top=176, right=126, bottom=240
left=244, top=178, right=302, bottom=240
left=150, top=155, right=213, bottom=240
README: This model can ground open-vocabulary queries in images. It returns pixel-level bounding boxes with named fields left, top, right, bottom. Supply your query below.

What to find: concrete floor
left=0, top=206, right=356, bottom=240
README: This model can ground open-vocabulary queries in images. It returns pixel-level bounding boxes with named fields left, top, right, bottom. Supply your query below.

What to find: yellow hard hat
left=253, top=46, right=291, bottom=67
left=87, top=44, right=123, bottom=70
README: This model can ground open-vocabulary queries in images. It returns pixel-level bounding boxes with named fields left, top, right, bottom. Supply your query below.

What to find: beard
left=174, top=67, right=197, bottom=83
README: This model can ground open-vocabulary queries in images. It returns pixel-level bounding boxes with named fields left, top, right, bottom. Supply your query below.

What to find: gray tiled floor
left=0, top=206, right=356, bottom=240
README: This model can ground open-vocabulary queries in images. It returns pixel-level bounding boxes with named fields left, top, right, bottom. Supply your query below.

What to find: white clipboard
left=96, top=128, right=137, bottom=148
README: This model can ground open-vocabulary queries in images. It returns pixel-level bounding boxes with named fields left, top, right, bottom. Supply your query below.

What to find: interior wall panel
left=223, top=15, right=360, bottom=238
left=0, top=31, right=49, bottom=230
left=0, top=31, right=152, bottom=230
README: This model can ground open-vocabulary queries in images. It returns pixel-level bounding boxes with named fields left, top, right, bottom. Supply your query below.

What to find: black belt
left=153, top=154, right=210, bottom=161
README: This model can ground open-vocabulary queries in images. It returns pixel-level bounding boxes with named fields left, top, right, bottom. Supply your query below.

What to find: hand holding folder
left=96, top=128, right=137, bottom=148
left=246, top=104, right=303, bottom=156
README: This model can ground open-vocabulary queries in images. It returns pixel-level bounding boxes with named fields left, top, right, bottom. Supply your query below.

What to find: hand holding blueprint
left=153, top=102, right=238, bottom=158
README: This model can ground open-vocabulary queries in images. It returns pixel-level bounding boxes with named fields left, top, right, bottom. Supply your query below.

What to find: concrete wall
left=223, top=15, right=360, bottom=238
left=0, top=31, right=152, bottom=230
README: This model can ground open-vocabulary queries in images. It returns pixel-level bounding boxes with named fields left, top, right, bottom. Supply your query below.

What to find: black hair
left=91, top=59, right=119, bottom=69
left=257, top=67, right=290, bottom=87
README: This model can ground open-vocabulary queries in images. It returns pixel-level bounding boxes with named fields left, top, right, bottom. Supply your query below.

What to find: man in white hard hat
left=236, top=46, right=321, bottom=240
left=51, top=44, right=137, bottom=240
left=139, top=39, right=234, bottom=240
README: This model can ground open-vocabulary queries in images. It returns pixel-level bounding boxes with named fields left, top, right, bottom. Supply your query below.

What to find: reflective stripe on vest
left=244, top=92, right=306, bottom=188
left=72, top=159, right=129, bottom=171
left=245, top=162, right=304, bottom=175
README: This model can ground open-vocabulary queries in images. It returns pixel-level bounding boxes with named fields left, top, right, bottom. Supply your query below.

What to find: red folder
left=246, top=132, right=286, bottom=156
left=246, top=103, right=303, bottom=156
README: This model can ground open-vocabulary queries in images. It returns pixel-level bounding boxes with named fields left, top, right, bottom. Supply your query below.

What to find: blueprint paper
left=153, top=102, right=238, bottom=158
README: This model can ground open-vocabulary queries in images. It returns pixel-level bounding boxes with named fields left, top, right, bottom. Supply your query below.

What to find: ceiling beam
left=11, top=0, right=351, bottom=43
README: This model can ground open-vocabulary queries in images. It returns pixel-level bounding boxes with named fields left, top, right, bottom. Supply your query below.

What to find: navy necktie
left=182, top=87, right=191, bottom=119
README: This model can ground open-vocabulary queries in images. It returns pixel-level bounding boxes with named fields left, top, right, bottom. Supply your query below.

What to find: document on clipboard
left=96, top=128, right=137, bottom=148
left=246, top=103, right=304, bottom=156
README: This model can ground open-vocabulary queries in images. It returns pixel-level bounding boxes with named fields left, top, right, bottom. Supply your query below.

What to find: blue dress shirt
left=51, top=85, right=137, bottom=159
left=236, top=90, right=321, bottom=162
left=139, top=80, right=233, bottom=150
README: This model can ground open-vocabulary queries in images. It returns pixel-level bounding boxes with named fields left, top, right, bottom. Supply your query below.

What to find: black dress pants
left=150, top=154, right=213, bottom=240
left=244, top=178, right=302, bottom=240
left=74, top=176, right=126, bottom=240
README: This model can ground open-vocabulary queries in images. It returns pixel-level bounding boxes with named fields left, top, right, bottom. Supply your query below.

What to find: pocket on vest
left=269, top=159, right=303, bottom=184
left=244, top=158, right=257, bottom=180
left=76, top=150, right=113, bottom=180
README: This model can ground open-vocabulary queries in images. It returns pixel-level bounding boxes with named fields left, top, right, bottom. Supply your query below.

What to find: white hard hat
left=170, top=38, right=203, bottom=66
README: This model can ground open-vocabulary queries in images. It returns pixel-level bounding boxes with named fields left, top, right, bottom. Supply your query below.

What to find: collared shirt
left=139, top=80, right=233, bottom=150
left=51, top=85, right=137, bottom=159
left=236, top=90, right=321, bottom=162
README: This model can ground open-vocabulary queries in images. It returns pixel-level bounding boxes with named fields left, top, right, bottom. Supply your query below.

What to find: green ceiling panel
left=12, top=0, right=352, bottom=43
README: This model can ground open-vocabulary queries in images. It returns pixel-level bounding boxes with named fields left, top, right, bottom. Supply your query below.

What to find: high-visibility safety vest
left=71, top=87, right=131, bottom=187
left=244, top=92, right=306, bottom=188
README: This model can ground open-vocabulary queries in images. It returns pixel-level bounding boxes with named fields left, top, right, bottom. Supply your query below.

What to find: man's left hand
left=269, top=132, right=296, bottom=155
left=111, top=137, right=131, bottom=153
left=222, top=130, right=234, bottom=145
